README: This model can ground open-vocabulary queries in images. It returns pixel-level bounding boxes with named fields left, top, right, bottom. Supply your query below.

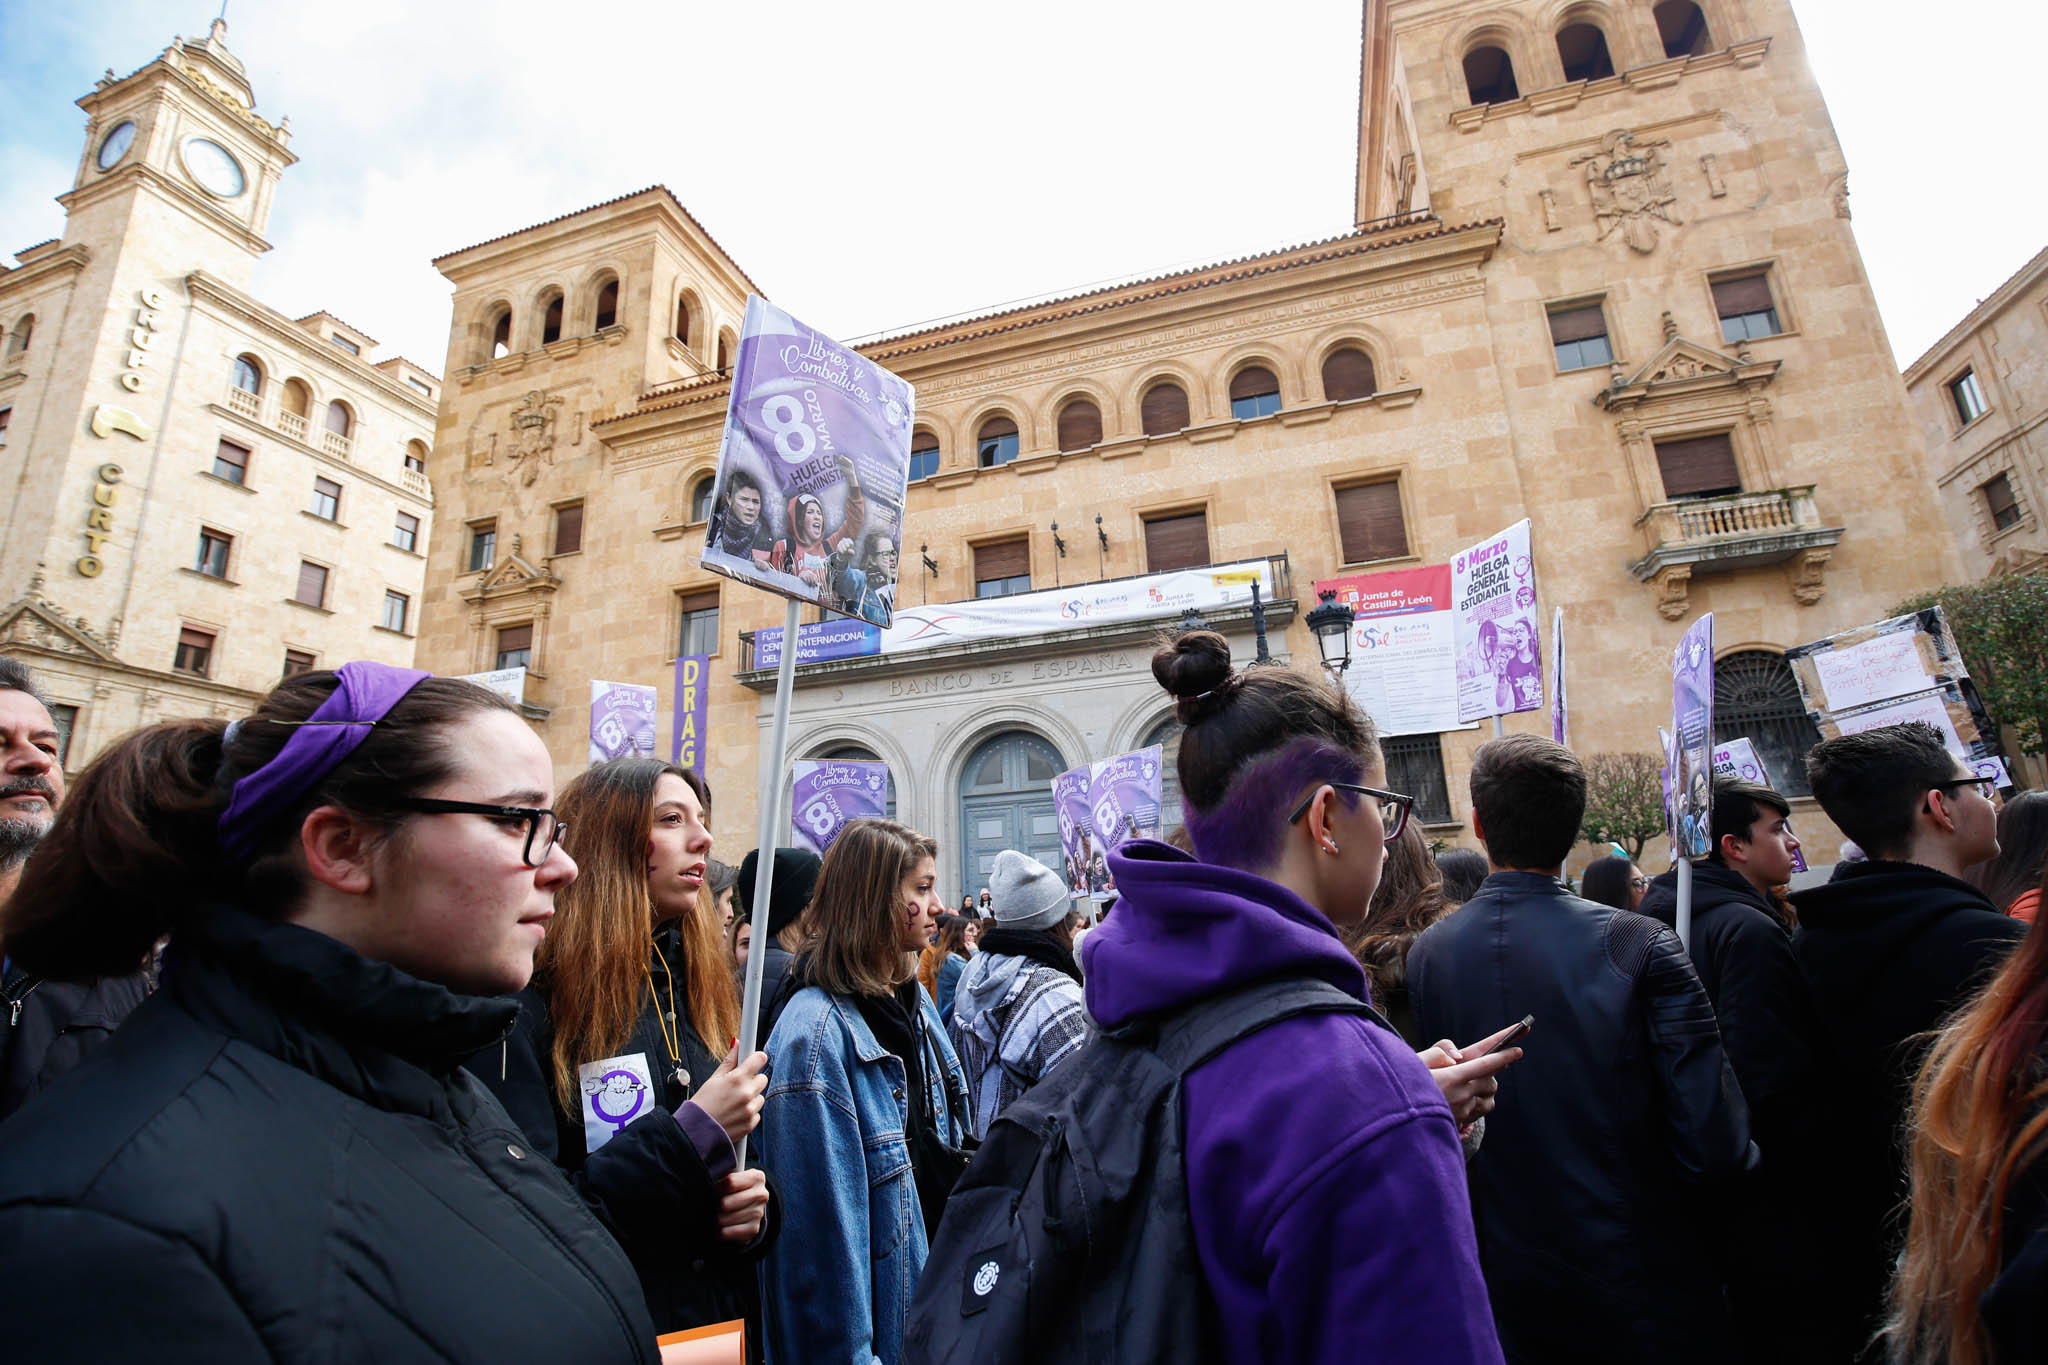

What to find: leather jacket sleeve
left=1639, top=925, right=1759, bottom=1181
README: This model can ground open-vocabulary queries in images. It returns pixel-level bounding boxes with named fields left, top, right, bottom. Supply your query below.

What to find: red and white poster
left=1314, top=564, right=1471, bottom=738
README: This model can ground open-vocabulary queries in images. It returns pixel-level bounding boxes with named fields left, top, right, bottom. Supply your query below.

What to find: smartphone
left=1486, top=1015, right=1534, bottom=1055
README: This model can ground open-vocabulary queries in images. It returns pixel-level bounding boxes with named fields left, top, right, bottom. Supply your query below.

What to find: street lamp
left=1177, top=607, right=1210, bottom=635
left=1305, top=588, right=1356, bottom=675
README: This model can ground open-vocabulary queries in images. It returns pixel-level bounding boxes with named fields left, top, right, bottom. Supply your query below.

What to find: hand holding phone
left=1483, top=1014, right=1534, bottom=1055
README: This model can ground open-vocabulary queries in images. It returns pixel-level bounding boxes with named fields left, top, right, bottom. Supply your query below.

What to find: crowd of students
left=0, top=637, right=2045, bottom=1363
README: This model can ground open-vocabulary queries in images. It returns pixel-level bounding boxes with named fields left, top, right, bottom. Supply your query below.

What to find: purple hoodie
left=1084, top=840, right=1503, bottom=1365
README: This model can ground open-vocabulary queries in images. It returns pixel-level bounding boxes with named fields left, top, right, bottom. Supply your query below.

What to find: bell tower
left=61, top=19, right=296, bottom=289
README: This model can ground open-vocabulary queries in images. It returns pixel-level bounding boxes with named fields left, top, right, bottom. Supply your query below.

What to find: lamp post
left=1176, top=607, right=1210, bottom=635
left=1250, top=580, right=1271, bottom=664
left=1050, top=521, right=1067, bottom=586
left=1305, top=588, right=1356, bottom=675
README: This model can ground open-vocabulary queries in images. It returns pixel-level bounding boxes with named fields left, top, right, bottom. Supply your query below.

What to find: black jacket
left=1408, top=871, right=1756, bottom=1365
left=1, top=961, right=150, bottom=1120
left=1640, top=863, right=1853, bottom=1362
left=463, top=924, right=772, bottom=1338
left=1985, top=1110, right=2048, bottom=1361
left=1790, top=860, right=2026, bottom=1356
left=0, top=906, right=657, bottom=1363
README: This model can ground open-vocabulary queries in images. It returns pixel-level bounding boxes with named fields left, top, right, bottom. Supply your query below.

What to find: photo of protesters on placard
left=1499, top=616, right=1542, bottom=710
left=699, top=295, right=915, bottom=629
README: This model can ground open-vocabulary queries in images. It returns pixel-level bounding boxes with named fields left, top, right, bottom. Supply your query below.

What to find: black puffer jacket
left=1639, top=862, right=1854, bottom=1362
left=1790, top=860, right=2026, bottom=1359
left=0, top=961, right=150, bottom=1120
left=465, top=923, right=773, bottom=1338
left=1409, top=871, right=1756, bottom=1365
left=0, top=905, right=657, bottom=1363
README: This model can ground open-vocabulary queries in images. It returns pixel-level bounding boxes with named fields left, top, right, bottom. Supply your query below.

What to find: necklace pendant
left=673, top=1067, right=690, bottom=1091
left=665, top=1011, right=676, bottom=1026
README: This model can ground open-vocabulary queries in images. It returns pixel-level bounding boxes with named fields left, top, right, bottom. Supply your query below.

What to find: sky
left=1, top=1, right=2041, bottom=376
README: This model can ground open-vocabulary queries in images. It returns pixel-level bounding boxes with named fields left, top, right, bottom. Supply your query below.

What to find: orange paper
left=655, top=1319, right=745, bottom=1365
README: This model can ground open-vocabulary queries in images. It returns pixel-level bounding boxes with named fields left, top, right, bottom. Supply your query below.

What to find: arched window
left=404, top=439, right=429, bottom=474
left=1057, top=398, right=1102, bottom=452
left=489, top=308, right=513, bottom=360
left=540, top=290, right=564, bottom=346
left=1713, top=651, right=1822, bottom=798
left=977, top=415, right=1020, bottom=468
left=689, top=473, right=716, bottom=523
left=909, top=429, right=941, bottom=482
left=1654, top=0, right=1711, bottom=58
left=716, top=330, right=735, bottom=373
left=1140, top=381, right=1190, bottom=436
left=230, top=354, right=263, bottom=394
left=1463, top=45, right=1520, bottom=104
left=324, top=400, right=352, bottom=437
left=6, top=315, right=33, bottom=357
left=1322, top=347, right=1378, bottom=401
left=594, top=278, right=619, bottom=331
left=1229, top=366, right=1282, bottom=420
left=957, top=730, right=1067, bottom=897
left=675, top=296, right=692, bottom=346
left=817, top=744, right=898, bottom=819
left=1556, top=22, right=1615, bottom=81
left=1141, top=716, right=1185, bottom=837
left=281, top=377, right=311, bottom=418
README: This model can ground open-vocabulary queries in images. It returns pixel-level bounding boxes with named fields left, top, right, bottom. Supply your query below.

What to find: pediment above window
left=460, top=552, right=560, bottom=605
left=0, top=597, right=118, bottom=661
left=1595, top=336, right=1780, bottom=412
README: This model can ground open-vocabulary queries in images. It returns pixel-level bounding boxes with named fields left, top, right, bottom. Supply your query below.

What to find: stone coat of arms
left=1569, top=129, right=1682, bottom=254
left=507, top=390, right=564, bottom=487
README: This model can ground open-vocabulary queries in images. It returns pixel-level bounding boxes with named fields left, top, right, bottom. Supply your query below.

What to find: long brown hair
left=4, top=672, right=511, bottom=979
left=539, top=759, right=737, bottom=1114
left=803, top=818, right=936, bottom=998
left=1346, top=820, right=1450, bottom=1001
left=1888, top=910, right=2048, bottom=1365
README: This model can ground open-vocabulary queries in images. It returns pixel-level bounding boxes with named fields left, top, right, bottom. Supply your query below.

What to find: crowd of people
left=0, top=638, right=2044, bottom=1363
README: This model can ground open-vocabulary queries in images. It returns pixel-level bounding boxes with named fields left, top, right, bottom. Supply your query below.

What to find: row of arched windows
left=229, top=352, right=356, bottom=438
left=483, top=275, right=620, bottom=363
left=1463, top=1, right=1712, bottom=106
left=673, top=295, right=737, bottom=373
left=912, top=346, right=1380, bottom=477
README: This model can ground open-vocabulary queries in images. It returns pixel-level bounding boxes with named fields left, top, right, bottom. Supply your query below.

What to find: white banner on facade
left=877, top=558, right=1277, bottom=656
left=457, top=667, right=526, bottom=705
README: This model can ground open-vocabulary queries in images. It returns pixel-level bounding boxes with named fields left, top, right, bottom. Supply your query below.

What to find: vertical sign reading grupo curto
left=700, top=296, right=915, bottom=629
left=1452, top=518, right=1542, bottom=725
left=671, top=655, right=710, bottom=770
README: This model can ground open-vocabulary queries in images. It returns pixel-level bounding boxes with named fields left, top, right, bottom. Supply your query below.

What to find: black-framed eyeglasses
left=1286, top=783, right=1414, bottom=843
left=1928, top=777, right=1996, bottom=806
left=391, top=797, right=565, bottom=868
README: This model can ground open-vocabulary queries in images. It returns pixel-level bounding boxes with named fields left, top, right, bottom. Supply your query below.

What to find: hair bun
left=1151, top=630, right=1235, bottom=723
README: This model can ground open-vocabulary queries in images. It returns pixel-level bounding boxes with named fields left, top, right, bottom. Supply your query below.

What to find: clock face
left=182, top=138, right=246, bottom=198
left=96, top=121, right=136, bottom=171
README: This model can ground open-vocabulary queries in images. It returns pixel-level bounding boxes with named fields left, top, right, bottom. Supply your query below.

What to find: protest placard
left=883, top=559, right=1275, bottom=656
left=1051, top=748, right=1163, bottom=900
left=589, top=681, right=656, bottom=765
left=1314, top=564, right=1469, bottom=737
left=789, top=759, right=891, bottom=855
left=1669, top=615, right=1715, bottom=860
left=1709, top=737, right=1808, bottom=872
left=1453, top=519, right=1541, bottom=724
left=700, top=296, right=914, bottom=629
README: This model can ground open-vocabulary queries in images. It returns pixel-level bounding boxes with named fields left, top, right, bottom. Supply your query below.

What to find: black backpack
left=902, top=976, right=1385, bottom=1365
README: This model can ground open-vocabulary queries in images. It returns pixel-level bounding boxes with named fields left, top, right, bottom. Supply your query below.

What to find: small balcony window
left=194, top=529, right=232, bottom=579
left=393, top=510, right=420, bottom=552
left=1950, top=369, right=1988, bottom=425
left=495, top=623, right=533, bottom=671
left=1228, top=367, right=1282, bottom=420
left=381, top=590, right=410, bottom=634
left=678, top=589, right=720, bottom=657
left=212, top=438, right=250, bottom=484
left=909, top=432, right=940, bottom=482
left=1712, top=274, right=1782, bottom=344
left=1983, top=471, right=2021, bottom=531
left=469, top=521, right=497, bottom=572
left=174, top=626, right=215, bottom=678
left=1654, top=434, right=1742, bottom=500
left=1548, top=302, right=1614, bottom=371
left=974, top=539, right=1030, bottom=598
left=310, top=476, right=341, bottom=521
left=294, top=561, right=329, bottom=609
left=977, top=416, right=1020, bottom=468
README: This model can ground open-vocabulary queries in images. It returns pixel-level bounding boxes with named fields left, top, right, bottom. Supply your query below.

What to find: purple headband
left=217, top=661, right=431, bottom=861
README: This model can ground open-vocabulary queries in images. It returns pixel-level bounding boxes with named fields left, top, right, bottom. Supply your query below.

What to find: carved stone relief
left=1568, top=129, right=1683, bottom=254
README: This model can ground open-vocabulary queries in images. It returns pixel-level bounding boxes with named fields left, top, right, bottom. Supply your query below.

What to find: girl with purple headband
left=0, top=662, right=668, bottom=1362
left=1029, top=631, right=1513, bottom=1363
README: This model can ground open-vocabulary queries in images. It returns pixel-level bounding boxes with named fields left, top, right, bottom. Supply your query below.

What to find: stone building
left=1902, top=241, right=2048, bottom=582
left=416, top=0, right=1960, bottom=888
left=0, top=22, right=439, bottom=769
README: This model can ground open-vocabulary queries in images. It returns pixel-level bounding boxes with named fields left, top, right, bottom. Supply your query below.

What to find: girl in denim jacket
left=757, top=819, right=973, bottom=1365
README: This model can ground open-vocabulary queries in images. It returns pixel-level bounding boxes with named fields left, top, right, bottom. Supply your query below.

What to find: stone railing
left=322, top=430, right=352, bottom=460
left=278, top=409, right=308, bottom=441
left=402, top=467, right=432, bottom=501
left=1637, top=486, right=1820, bottom=551
left=226, top=385, right=260, bottom=418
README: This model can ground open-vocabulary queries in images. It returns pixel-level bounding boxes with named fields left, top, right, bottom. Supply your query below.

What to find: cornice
left=1903, top=241, right=2048, bottom=382
left=81, top=45, right=294, bottom=160
left=59, top=161, right=273, bottom=257
left=0, top=244, right=92, bottom=300
left=434, top=188, right=761, bottom=300
left=185, top=270, right=437, bottom=419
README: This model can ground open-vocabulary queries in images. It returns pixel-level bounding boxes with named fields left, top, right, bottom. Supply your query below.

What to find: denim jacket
left=757, top=984, right=971, bottom=1365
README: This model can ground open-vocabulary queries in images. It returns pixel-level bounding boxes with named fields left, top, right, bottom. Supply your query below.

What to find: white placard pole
left=1675, top=853, right=1694, bottom=952
left=735, top=596, right=802, bottom=1167
left=1492, top=715, right=1504, bottom=738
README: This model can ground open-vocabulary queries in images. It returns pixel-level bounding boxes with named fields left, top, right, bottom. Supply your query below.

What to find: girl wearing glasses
left=0, top=664, right=666, bottom=1362
left=461, top=757, right=774, bottom=1343
left=1580, top=854, right=1650, bottom=913
left=1073, top=631, right=1508, bottom=1364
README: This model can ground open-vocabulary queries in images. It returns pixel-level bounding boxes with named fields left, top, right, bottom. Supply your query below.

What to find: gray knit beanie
left=990, top=849, right=1070, bottom=931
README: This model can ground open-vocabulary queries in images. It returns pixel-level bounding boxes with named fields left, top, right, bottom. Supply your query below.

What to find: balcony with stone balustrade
left=1628, top=485, right=1844, bottom=618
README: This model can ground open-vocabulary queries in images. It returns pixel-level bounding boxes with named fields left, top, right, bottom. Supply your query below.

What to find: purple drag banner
left=1052, top=768, right=1102, bottom=900
left=1453, top=518, right=1541, bottom=724
left=700, top=296, right=914, bottom=629
left=753, top=617, right=881, bottom=669
left=789, top=759, right=890, bottom=856
left=1550, top=606, right=1568, bottom=747
left=1052, top=747, right=1163, bottom=901
left=1711, top=736, right=1807, bottom=873
left=1669, top=614, right=1716, bottom=859
left=671, top=655, right=710, bottom=770
left=590, top=681, right=657, bottom=765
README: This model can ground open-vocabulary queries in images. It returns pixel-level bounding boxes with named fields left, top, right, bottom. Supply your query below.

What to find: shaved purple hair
left=1185, top=736, right=1368, bottom=872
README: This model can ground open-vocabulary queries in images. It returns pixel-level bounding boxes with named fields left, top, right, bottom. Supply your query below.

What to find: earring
left=1324, top=841, right=1341, bottom=856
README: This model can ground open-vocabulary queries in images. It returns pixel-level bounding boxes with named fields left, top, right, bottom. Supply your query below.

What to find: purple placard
left=589, top=681, right=656, bottom=765
left=1710, top=736, right=1808, bottom=873
left=1657, top=725, right=1676, bottom=847
left=1052, top=767, right=1100, bottom=898
left=1550, top=605, right=1568, bottom=747
left=1670, top=615, right=1715, bottom=859
left=1452, top=518, right=1542, bottom=723
left=1088, top=746, right=1164, bottom=852
left=700, top=296, right=913, bottom=628
left=671, top=655, right=710, bottom=770
left=790, top=759, right=889, bottom=855
left=753, top=618, right=882, bottom=669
